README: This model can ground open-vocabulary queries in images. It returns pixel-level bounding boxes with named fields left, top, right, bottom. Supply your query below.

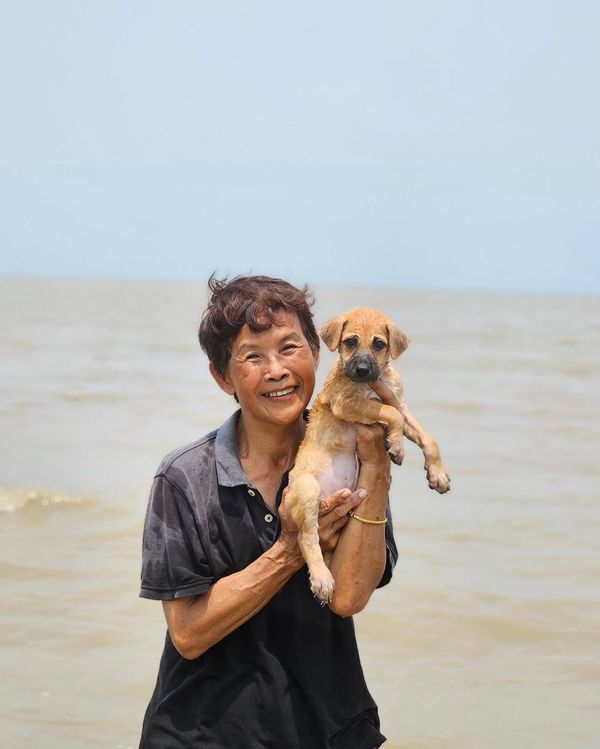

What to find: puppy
left=286, top=307, right=450, bottom=603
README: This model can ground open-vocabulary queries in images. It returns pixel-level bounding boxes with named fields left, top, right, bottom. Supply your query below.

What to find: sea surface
left=1, top=277, right=599, bottom=749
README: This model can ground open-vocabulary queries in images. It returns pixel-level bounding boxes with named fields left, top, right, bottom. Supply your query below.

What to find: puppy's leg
left=401, top=405, right=451, bottom=493
left=330, top=397, right=406, bottom=465
left=286, top=473, right=335, bottom=603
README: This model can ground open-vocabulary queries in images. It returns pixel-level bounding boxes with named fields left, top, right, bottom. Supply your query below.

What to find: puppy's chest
left=313, top=418, right=359, bottom=495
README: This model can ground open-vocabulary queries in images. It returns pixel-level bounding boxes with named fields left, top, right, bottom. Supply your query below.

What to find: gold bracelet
left=348, top=511, right=387, bottom=525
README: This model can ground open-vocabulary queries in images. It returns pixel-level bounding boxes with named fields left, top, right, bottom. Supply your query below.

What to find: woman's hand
left=279, top=487, right=368, bottom=556
left=354, top=378, right=403, bottom=470
left=369, top=378, right=402, bottom=410
left=318, top=488, right=367, bottom=553
left=355, top=423, right=390, bottom=469
left=280, top=486, right=368, bottom=556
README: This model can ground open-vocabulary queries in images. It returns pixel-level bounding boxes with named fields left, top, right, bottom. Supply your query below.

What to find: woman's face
left=210, top=311, right=319, bottom=429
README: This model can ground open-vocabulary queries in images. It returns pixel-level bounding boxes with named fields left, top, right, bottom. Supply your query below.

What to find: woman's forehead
left=233, top=311, right=304, bottom=347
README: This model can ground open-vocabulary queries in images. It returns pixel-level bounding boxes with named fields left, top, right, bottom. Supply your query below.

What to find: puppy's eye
left=343, top=338, right=358, bottom=349
left=373, top=339, right=386, bottom=351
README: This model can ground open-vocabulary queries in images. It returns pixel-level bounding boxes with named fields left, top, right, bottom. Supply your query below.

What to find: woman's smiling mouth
left=263, top=386, right=297, bottom=398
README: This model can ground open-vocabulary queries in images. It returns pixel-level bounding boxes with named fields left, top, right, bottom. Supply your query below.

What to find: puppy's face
left=320, top=307, right=409, bottom=383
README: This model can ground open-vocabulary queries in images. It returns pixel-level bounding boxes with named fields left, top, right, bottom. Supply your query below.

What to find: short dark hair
left=198, top=274, right=320, bottom=375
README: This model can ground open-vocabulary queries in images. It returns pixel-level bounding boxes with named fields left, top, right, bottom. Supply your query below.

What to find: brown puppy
left=286, top=307, right=450, bottom=603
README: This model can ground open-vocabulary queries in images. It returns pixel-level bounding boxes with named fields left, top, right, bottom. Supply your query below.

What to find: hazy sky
left=1, top=1, right=598, bottom=293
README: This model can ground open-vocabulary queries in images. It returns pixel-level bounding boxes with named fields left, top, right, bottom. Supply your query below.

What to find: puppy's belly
left=316, top=451, right=359, bottom=498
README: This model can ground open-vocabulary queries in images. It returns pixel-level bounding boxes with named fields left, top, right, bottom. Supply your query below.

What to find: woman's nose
left=264, top=353, right=288, bottom=379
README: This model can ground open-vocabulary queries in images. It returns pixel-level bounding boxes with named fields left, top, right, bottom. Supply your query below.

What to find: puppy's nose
left=345, top=354, right=379, bottom=382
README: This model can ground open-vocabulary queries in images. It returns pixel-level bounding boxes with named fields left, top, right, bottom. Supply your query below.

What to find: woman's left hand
left=354, top=378, right=402, bottom=469
left=354, top=423, right=390, bottom=469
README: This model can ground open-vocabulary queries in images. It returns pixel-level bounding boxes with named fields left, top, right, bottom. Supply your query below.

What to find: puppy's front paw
left=310, top=570, right=335, bottom=604
left=384, top=434, right=404, bottom=465
left=388, top=450, right=404, bottom=466
left=427, top=467, right=451, bottom=493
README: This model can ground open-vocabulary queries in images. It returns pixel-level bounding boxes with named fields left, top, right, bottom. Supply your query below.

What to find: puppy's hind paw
left=309, top=571, right=335, bottom=605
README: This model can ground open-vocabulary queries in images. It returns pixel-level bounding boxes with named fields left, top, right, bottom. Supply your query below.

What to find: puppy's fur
left=286, top=307, right=450, bottom=603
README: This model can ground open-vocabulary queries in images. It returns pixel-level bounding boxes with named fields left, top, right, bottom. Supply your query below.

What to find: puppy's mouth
left=343, top=358, right=380, bottom=383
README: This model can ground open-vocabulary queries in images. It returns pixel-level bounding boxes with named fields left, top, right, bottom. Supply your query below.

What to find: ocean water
left=1, top=277, right=599, bottom=749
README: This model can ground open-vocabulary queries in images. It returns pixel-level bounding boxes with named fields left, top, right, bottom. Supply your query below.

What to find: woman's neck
left=236, top=413, right=305, bottom=509
left=236, top=413, right=305, bottom=475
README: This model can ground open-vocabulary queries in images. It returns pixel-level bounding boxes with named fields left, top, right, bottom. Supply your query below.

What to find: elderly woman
left=139, top=275, right=398, bottom=749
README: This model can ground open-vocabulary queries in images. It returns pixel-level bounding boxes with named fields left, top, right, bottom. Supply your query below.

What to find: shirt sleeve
left=377, top=498, right=398, bottom=588
left=140, top=473, right=214, bottom=600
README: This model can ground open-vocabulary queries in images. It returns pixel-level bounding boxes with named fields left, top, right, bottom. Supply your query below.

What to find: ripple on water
left=0, top=487, right=88, bottom=514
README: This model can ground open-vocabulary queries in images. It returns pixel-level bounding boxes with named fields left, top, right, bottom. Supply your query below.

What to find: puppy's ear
left=320, top=315, right=346, bottom=352
left=388, top=324, right=410, bottom=359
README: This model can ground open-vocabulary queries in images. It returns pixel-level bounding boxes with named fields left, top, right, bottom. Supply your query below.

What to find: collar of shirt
left=214, top=409, right=310, bottom=489
left=214, top=410, right=247, bottom=487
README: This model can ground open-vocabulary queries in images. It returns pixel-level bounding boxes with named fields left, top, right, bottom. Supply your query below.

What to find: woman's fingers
left=318, top=504, right=351, bottom=551
left=319, top=488, right=350, bottom=514
left=319, top=488, right=366, bottom=517
left=355, top=422, right=390, bottom=465
left=369, top=379, right=401, bottom=410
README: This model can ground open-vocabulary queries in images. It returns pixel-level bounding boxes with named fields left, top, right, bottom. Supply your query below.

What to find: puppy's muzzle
left=344, top=355, right=380, bottom=383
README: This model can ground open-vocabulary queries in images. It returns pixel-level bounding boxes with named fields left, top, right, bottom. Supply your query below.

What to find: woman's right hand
left=279, top=486, right=368, bottom=556
left=317, top=487, right=367, bottom=553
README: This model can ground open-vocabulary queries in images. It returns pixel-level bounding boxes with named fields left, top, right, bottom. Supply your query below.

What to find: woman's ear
left=209, top=362, right=236, bottom=396
left=312, top=346, right=320, bottom=369
left=319, top=315, right=346, bottom=352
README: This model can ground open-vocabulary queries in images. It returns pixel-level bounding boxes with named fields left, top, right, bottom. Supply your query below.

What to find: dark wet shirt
left=139, top=411, right=398, bottom=749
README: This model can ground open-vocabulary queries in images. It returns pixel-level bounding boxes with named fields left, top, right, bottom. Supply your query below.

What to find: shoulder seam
left=156, top=430, right=217, bottom=474
left=153, top=472, right=190, bottom=502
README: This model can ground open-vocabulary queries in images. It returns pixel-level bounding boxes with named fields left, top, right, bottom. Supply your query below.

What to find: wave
left=0, top=486, right=87, bottom=513
left=60, top=390, right=123, bottom=402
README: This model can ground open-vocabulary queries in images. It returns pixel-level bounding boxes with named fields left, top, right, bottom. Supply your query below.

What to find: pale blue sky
left=1, top=1, right=598, bottom=293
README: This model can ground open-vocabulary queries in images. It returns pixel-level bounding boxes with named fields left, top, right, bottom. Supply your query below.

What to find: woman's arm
left=162, top=531, right=303, bottom=660
left=163, top=380, right=399, bottom=657
left=326, top=379, right=399, bottom=617
left=162, top=486, right=366, bottom=660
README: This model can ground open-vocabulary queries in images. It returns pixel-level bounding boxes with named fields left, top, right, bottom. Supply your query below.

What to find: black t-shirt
left=139, top=411, right=398, bottom=749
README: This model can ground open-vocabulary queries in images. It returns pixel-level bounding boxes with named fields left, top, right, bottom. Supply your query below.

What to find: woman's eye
left=283, top=344, right=298, bottom=353
left=245, top=353, right=259, bottom=361
left=373, top=340, right=386, bottom=351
